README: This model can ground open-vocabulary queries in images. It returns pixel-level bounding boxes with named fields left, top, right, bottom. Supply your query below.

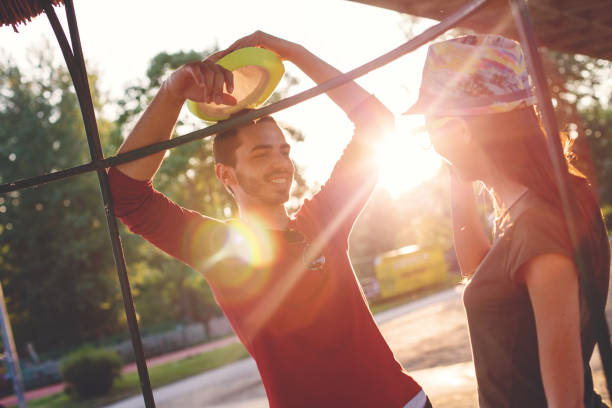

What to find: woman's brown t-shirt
left=463, top=190, right=609, bottom=407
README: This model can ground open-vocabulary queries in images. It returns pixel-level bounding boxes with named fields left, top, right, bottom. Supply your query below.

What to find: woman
left=405, top=34, right=610, bottom=407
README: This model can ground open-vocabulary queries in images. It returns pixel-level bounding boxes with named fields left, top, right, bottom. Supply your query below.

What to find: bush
left=60, top=347, right=123, bottom=399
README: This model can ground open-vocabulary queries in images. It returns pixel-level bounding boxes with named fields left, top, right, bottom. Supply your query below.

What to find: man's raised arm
left=219, top=32, right=393, bottom=240
left=107, top=54, right=235, bottom=269
left=115, top=56, right=236, bottom=180
left=219, top=31, right=394, bottom=138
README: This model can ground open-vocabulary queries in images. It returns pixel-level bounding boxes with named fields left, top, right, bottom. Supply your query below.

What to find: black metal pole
left=0, top=282, right=26, bottom=408
left=1, top=0, right=489, bottom=195
left=43, top=2, right=156, bottom=406
left=510, top=0, right=612, bottom=399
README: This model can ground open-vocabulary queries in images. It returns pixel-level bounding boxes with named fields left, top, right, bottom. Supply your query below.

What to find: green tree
left=0, top=52, right=123, bottom=353
left=349, top=187, right=402, bottom=261
left=543, top=52, right=609, bottom=186
left=543, top=51, right=612, bottom=224
left=349, top=169, right=459, bottom=279
left=580, top=105, right=612, bottom=221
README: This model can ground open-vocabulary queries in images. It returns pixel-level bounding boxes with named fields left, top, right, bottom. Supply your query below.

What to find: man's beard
left=235, top=169, right=291, bottom=205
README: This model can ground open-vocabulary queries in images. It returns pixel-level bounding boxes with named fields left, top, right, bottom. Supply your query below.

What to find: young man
left=109, top=31, right=428, bottom=407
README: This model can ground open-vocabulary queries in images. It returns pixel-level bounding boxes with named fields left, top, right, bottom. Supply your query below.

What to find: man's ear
left=215, top=163, right=236, bottom=187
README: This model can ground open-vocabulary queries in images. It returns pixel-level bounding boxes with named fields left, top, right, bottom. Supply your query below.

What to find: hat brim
left=403, top=90, right=536, bottom=117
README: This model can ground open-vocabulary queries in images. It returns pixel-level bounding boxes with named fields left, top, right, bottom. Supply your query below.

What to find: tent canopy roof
left=352, top=0, right=612, bottom=61
left=1, top=0, right=64, bottom=31
left=3, top=0, right=612, bottom=60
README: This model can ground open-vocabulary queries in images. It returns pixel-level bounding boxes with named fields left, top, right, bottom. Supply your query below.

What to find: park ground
left=4, top=279, right=612, bottom=408
left=107, top=282, right=612, bottom=408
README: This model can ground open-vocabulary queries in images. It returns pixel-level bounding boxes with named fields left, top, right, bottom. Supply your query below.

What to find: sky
left=0, top=0, right=444, bottom=196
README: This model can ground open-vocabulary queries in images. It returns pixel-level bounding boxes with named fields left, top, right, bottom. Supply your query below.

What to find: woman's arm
left=522, top=253, right=584, bottom=408
left=449, top=169, right=491, bottom=278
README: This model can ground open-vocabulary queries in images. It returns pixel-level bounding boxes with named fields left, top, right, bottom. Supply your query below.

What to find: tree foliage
left=349, top=170, right=456, bottom=277
left=544, top=51, right=612, bottom=223
left=0, top=53, right=122, bottom=353
left=581, top=105, right=612, bottom=215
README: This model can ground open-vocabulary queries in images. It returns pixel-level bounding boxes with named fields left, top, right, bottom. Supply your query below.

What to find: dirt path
left=385, top=283, right=612, bottom=407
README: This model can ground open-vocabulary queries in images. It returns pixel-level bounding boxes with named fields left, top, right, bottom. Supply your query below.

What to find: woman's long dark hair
left=466, top=106, right=610, bottom=305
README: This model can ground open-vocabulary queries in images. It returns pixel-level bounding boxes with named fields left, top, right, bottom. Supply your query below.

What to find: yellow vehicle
left=373, top=245, right=447, bottom=299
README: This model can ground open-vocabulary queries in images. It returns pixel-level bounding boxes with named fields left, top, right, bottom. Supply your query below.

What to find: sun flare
left=375, top=117, right=442, bottom=197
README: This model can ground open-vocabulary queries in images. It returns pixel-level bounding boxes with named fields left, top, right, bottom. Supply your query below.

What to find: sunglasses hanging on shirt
left=282, top=229, right=326, bottom=271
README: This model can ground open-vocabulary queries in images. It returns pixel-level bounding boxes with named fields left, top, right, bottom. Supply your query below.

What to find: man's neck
left=238, top=204, right=290, bottom=230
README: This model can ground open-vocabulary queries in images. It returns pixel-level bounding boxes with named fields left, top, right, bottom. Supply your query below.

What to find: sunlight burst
left=375, top=116, right=442, bottom=197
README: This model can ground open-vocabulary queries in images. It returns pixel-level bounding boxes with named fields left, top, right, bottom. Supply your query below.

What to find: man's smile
left=265, top=172, right=292, bottom=186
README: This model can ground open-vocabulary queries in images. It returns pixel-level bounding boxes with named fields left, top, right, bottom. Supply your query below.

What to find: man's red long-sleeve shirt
left=109, top=99, right=422, bottom=407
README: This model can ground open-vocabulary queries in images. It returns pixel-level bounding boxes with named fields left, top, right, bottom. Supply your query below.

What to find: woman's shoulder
left=500, top=191, right=575, bottom=282
left=510, top=191, right=567, bottom=233
left=507, top=191, right=572, bottom=250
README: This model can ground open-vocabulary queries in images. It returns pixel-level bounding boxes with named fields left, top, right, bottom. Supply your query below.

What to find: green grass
left=18, top=342, right=249, bottom=408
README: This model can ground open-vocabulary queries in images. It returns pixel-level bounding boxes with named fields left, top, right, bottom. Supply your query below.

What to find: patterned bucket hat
left=404, top=34, right=536, bottom=116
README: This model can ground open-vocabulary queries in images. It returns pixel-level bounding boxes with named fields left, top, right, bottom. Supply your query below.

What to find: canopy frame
left=1, top=0, right=610, bottom=406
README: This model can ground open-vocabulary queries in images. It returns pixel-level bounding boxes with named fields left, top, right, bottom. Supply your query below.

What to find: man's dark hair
left=213, top=109, right=278, bottom=167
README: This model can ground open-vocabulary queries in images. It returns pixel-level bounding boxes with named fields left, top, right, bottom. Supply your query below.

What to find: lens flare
left=223, top=217, right=277, bottom=268
left=187, top=217, right=279, bottom=305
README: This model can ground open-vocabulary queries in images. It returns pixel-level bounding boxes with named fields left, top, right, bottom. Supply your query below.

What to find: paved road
left=106, top=283, right=612, bottom=408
